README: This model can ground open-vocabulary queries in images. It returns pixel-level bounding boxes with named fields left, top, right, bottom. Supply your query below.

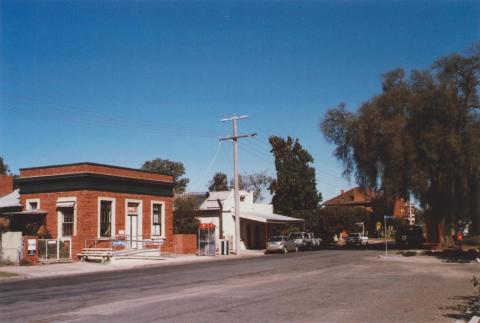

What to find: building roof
left=20, top=162, right=167, bottom=176
left=18, top=162, right=174, bottom=183
left=198, top=191, right=233, bottom=210
left=2, top=209, right=47, bottom=216
left=0, top=189, right=22, bottom=209
left=239, top=212, right=304, bottom=223
left=323, top=187, right=373, bottom=206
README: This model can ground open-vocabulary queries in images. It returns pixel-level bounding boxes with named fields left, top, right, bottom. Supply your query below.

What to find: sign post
left=384, top=215, right=394, bottom=257
left=27, top=239, right=36, bottom=256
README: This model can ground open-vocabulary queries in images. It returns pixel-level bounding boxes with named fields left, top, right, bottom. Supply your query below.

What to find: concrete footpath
left=0, top=250, right=265, bottom=281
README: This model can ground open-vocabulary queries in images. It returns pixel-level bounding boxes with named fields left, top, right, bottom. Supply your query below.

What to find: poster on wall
left=27, top=239, right=36, bottom=256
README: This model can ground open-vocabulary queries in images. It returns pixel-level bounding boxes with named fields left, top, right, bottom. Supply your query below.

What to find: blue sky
left=0, top=0, right=478, bottom=200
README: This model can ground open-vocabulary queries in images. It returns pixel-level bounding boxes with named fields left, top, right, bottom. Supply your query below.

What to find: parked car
left=345, top=233, right=369, bottom=246
left=265, top=236, right=298, bottom=254
left=306, top=232, right=322, bottom=249
left=288, top=232, right=310, bottom=250
left=395, top=225, right=424, bottom=248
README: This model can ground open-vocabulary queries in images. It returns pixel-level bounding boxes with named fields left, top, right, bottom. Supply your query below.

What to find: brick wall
left=22, top=236, right=39, bottom=264
left=20, top=163, right=173, bottom=183
left=173, top=234, right=197, bottom=254
left=0, top=175, right=13, bottom=196
left=20, top=191, right=174, bottom=259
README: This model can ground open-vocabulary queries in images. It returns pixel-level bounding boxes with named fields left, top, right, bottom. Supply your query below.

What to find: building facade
left=198, top=190, right=303, bottom=251
left=15, top=162, right=175, bottom=259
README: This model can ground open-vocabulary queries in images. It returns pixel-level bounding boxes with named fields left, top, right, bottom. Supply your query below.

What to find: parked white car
left=307, top=232, right=322, bottom=249
left=345, top=233, right=369, bottom=246
left=265, top=236, right=298, bottom=254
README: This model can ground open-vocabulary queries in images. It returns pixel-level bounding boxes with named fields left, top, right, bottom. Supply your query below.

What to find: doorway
left=126, top=201, right=142, bottom=249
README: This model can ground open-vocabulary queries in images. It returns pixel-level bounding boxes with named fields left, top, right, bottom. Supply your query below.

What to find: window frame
left=151, top=200, right=165, bottom=238
left=26, top=198, right=40, bottom=210
left=57, top=197, right=77, bottom=239
left=98, top=197, right=116, bottom=239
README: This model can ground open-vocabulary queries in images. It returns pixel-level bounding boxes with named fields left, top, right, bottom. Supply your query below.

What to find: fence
left=0, top=231, right=22, bottom=264
left=37, top=239, right=72, bottom=261
left=84, top=235, right=165, bottom=256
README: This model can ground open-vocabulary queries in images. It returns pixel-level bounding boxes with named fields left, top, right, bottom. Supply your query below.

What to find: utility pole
left=220, top=115, right=256, bottom=256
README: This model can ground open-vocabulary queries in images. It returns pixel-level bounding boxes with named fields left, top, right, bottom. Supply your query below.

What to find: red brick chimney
left=0, top=175, right=14, bottom=196
left=340, top=189, right=344, bottom=195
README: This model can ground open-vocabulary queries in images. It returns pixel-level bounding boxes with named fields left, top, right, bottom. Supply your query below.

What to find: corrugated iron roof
left=0, top=189, right=21, bottom=209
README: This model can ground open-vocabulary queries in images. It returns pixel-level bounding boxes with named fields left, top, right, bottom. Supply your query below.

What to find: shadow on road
left=321, top=243, right=480, bottom=263
left=419, top=249, right=480, bottom=263
left=441, top=292, right=480, bottom=320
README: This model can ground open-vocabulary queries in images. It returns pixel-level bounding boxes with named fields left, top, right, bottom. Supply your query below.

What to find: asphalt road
left=1, top=249, right=478, bottom=323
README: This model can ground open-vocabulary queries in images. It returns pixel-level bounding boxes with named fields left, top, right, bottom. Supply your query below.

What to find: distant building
left=323, top=187, right=375, bottom=212
left=323, top=187, right=412, bottom=220
left=197, top=190, right=303, bottom=251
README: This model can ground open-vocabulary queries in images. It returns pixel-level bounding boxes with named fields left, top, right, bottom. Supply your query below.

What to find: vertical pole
left=232, top=118, right=241, bottom=256
left=384, top=215, right=388, bottom=257
left=220, top=115, right=255, bottom=256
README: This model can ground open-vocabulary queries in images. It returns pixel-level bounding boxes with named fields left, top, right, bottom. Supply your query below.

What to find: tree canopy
left=209, top=171, right=273, bottom=202
left=173, top=196, right=200, bottom=234
left=236, top=171, right=273, bottom=202
left=269, top=136, right=322, bottom=217
left=208, top=172, right=229, bottom=191
left=321, top=45, right=480, bottom=243
left=141, top=158, right=189, bottom=193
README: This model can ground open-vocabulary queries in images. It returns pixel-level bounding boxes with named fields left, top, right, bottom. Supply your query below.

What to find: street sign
left=384, top=216, right=395, bottom=219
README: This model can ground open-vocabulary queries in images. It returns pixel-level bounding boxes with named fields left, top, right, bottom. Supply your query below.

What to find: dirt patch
left=0, top=271, right=19, bottom=278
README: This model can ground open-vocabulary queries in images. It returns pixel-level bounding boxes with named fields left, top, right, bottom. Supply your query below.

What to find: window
left=152, top=203, right=162, bottom=236
left=57, top=198, right=76, bottom=238
left=100, top=200, right=112, bottom=237
left=26, top=199, right=40, bottom=210
left=151, top=202, right=164, bottom=237
left=61, top=207, right=74, bottom=237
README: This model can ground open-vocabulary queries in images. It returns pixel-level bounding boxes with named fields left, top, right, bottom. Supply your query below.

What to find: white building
left=197, top=190, right=303, bottom=252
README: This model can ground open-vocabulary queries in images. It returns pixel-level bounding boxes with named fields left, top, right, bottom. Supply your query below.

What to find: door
left=126, top=201, right=141, bottom=249
left=127, top=215, right=139, bottom=248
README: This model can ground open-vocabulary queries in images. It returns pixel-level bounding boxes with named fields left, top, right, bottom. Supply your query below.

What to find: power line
left=3, top=105, right=220, bottom=139
left=191, top=141, right=223, bottom=190
left=2, top=94, right=222, bottom=138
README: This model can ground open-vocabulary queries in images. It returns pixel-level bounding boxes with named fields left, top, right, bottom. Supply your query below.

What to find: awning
left=0, top=189, right=22, bottom=209
left=237, top=212, right=304, bottom=224
left=2, top=209, right=48, bottom=216
left=56, top=201, right=75, bottom=208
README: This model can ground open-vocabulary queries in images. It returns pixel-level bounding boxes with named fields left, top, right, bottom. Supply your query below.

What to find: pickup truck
left=288, top=232, right=310, bottom=250
left=345, top=233, right=369, bottom=246
left=289, top=232, right=322, bottom=250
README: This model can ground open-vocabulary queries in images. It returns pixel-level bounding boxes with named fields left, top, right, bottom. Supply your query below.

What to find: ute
left=345, top=233, right=369, bottom=246
left=288, top=232, right=309, bottom=250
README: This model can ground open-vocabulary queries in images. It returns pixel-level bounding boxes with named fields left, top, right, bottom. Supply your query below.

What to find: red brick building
left=15, top=162, right=175, bottom=259
left=323, top=187, right=408, bottom=219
